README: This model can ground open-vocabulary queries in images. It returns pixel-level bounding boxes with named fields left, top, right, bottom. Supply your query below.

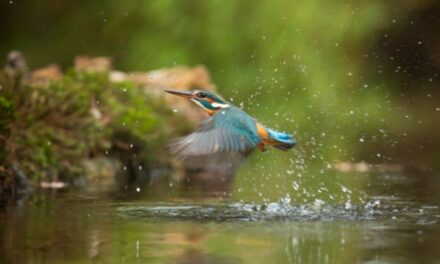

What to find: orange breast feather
left=256, top=123, right=269, bottom=141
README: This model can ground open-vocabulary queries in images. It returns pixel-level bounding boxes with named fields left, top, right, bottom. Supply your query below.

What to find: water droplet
left=136, top=240, right=140, bottom=258
left=292, top=237, right=298, bottom=246
left=291, top=181, right=299, bottom=191
left=312, top=199, right=325, bottom=211
left=345, top=200, right=352, bottom=209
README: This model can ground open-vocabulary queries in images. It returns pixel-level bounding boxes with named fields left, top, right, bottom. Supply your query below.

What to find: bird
left=165, top=89, right=297, bottom=167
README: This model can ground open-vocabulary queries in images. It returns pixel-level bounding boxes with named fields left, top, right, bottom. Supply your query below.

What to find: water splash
left=116, top=196, right=440, bottom=223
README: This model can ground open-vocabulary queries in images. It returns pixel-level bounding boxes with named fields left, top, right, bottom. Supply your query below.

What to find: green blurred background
left=2, top=2, right=440, bottom=263
left=0, top=0, right=439, bottom=202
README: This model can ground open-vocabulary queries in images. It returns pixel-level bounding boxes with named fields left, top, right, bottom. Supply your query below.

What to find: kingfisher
left=165, top=89, right=297, bottom=164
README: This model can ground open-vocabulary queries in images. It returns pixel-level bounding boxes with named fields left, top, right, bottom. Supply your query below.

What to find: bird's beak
left=165, top=89, right=193, bottom=98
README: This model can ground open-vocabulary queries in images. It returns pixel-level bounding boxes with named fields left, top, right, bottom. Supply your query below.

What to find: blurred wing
left=171, top=122, right=253, bottom=158
left=170, top=108, right=260, bottom=161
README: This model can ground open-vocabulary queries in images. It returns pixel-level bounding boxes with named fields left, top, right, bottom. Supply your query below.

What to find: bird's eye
left=198, top=92, right=207, bottom=98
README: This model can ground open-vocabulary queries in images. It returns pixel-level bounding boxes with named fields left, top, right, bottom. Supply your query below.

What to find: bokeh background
left=0, top=0, right=439, bottom=202
left=2, top=2, right=440, bottom=263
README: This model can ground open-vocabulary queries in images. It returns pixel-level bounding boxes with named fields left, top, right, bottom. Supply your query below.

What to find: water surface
left=1, top=172, right=440, bottom=264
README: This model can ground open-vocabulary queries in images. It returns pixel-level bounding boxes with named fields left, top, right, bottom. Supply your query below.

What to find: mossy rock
left=1, top=69, right=175, bottom=185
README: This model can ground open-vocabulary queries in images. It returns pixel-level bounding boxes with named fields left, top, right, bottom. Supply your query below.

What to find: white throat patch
left=211, top=102, right=230, bottom=108
left=191, top=99, right=230, bottom=110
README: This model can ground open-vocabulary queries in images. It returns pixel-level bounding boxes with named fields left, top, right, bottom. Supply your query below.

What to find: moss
left=0, top=96, right=14, bottom=163
left=0, top=96, right=14, bottom=130
left=1, top=69, right=172, bottom=184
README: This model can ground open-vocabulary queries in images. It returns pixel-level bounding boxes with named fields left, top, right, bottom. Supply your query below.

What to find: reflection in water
left=1, top=185, right=440, bottom=263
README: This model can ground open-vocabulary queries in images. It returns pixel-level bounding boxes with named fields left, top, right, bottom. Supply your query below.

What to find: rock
left=146, top=65, right=214, bottom=90
left=74, top=56, right=112, bottom=72
left=40, top=181, right=67, bottom=189
left=108, top=70, right=127, bottom=82
left=30, top=64, right=62, bottom=85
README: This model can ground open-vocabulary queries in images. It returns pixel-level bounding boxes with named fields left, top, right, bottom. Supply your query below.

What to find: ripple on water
left=116, top=199, right=440, bottom=224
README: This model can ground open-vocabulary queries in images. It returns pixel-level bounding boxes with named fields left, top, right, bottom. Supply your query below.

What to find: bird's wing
left=170, top=108, right=260, bottom=158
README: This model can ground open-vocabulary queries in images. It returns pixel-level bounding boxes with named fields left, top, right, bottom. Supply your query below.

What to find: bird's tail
left=267, top=128, right=297, bottom=151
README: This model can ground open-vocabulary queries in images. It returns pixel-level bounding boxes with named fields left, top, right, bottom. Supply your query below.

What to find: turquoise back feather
left=213, top=106, right=261, bottom=148
left=266, top=128, right=297, bottom=150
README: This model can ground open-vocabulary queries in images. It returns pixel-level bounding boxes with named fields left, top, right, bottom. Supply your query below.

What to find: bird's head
left=165, top=89, right=229, bottom=115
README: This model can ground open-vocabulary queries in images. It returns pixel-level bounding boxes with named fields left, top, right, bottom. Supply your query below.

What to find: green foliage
left=0, top=96, right=14, bottom=163
left=105, top=81, right=157, bottom=140
left=0, top=96, right=14, bottom=133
